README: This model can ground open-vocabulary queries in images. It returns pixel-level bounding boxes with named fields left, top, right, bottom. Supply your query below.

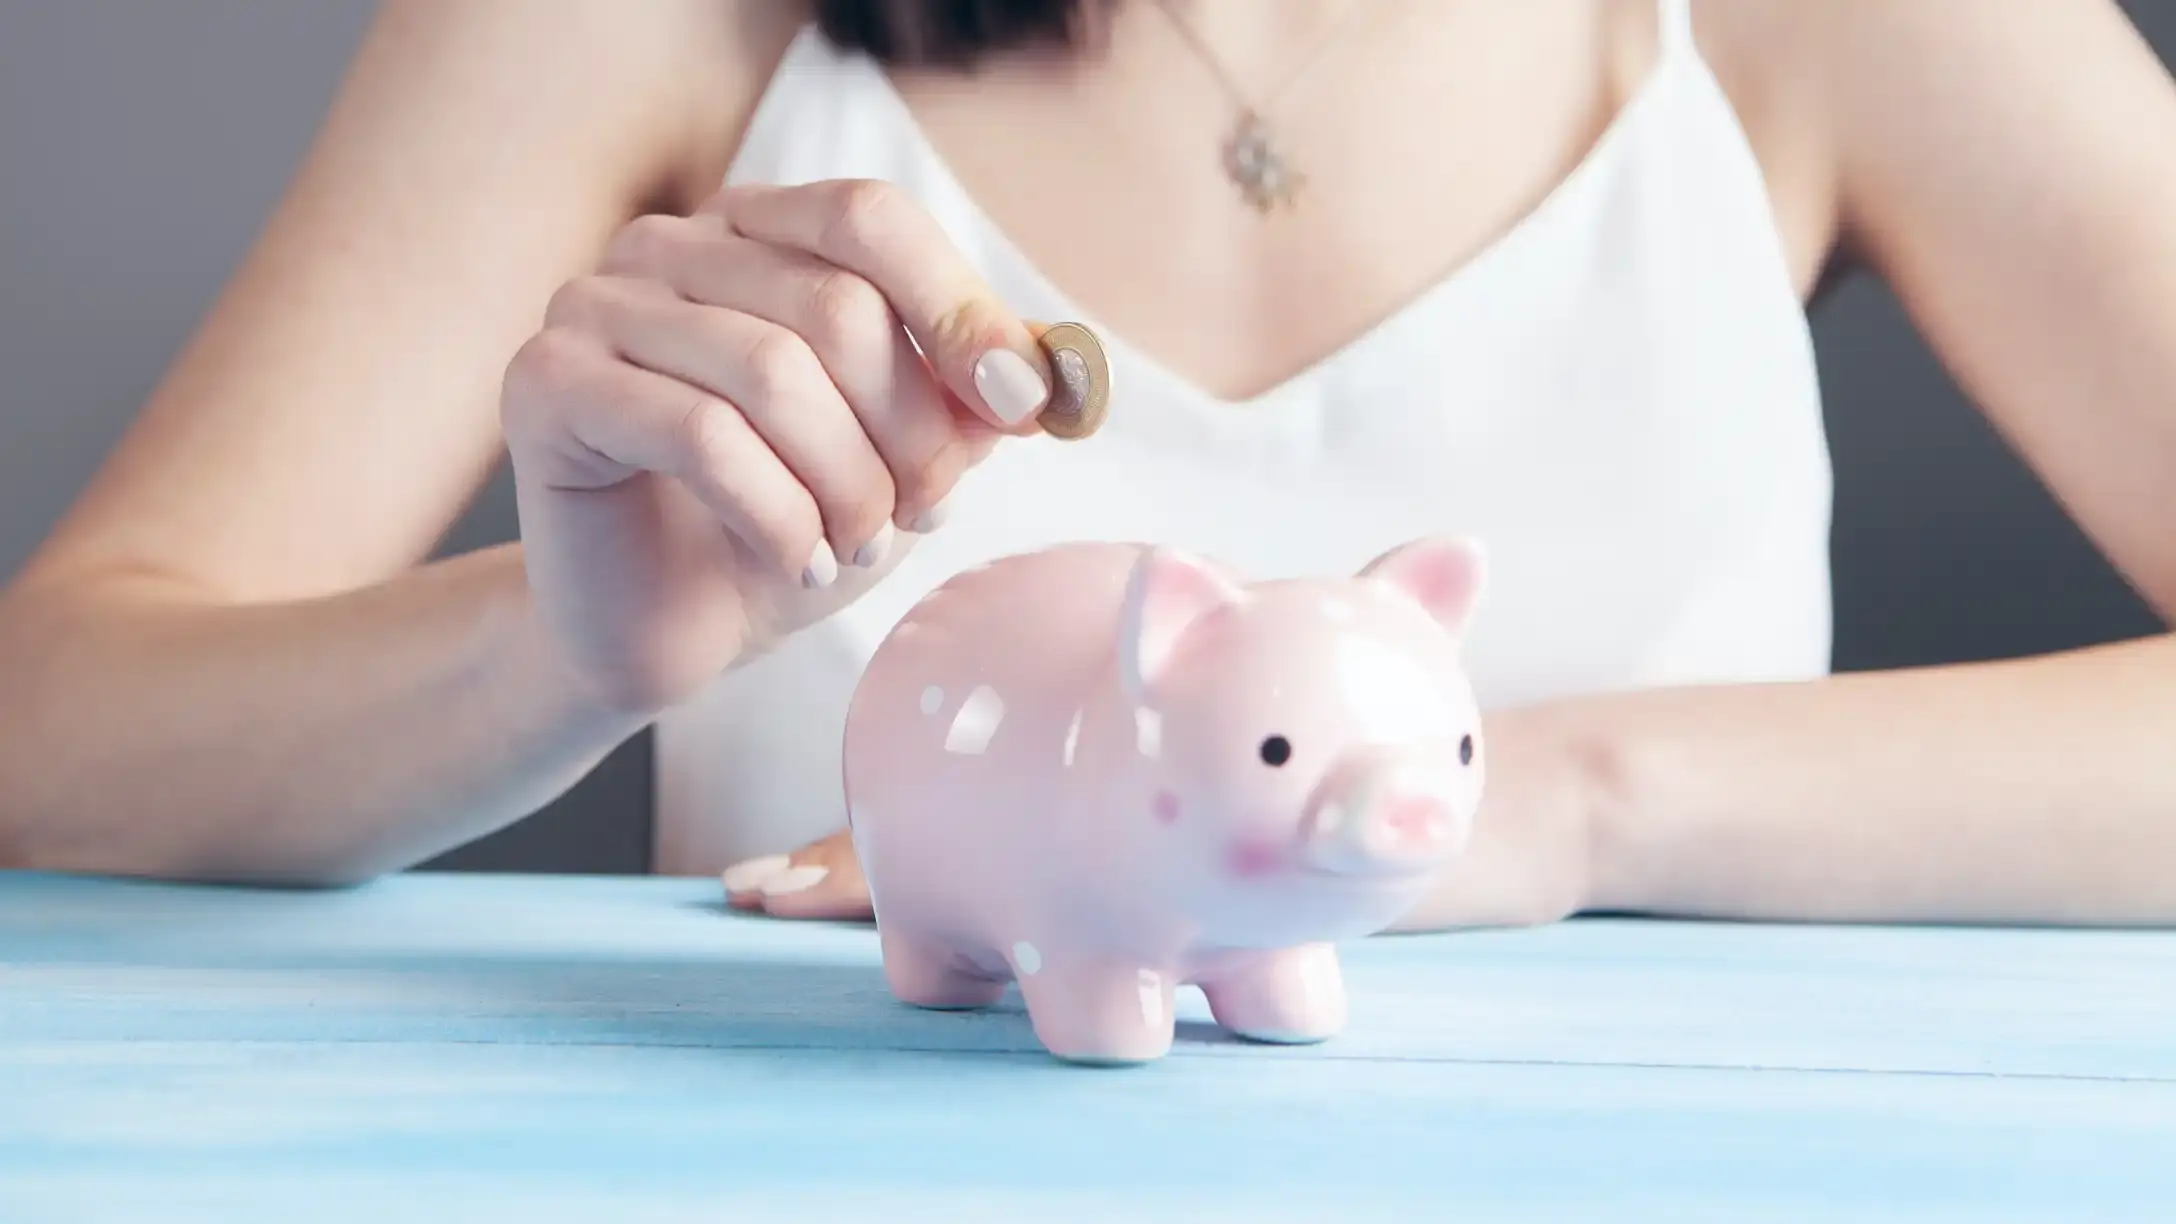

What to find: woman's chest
left=884, top=0, right=1834, bottom=406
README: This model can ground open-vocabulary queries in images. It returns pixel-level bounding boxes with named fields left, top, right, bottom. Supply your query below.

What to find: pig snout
left=1299, top=752, right=1470, bottom=878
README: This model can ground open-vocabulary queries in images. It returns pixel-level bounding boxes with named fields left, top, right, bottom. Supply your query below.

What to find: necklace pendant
left=1222, top=110, right=1302, bottom=213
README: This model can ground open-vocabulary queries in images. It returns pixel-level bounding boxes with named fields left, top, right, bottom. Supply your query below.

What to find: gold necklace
left=1151, top=0, right=1373, bottom=214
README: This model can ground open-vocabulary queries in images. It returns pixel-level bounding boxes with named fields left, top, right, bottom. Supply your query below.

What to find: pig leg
left=1200, top=943, right=1346, bottom=1044
left=1012, top=954, right=1178, bottom=1065
left=879, top=925, right=1007, bottom=1010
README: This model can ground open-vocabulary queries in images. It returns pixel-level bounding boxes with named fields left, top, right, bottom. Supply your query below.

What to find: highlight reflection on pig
left=842, top=535, right=1488, bottom=1065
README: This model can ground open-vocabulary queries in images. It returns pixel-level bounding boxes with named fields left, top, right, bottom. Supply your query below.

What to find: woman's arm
left=0, top=546, right=649, bottom=883
left=1487, top=0, right=2176, bottom=929
left=0, top=0, right=798, bottom=883
left=1579, top=634, right=2176, bottom=925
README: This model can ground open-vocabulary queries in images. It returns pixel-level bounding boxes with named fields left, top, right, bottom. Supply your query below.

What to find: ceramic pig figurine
left=841, top=536, right=1488, bottom=1065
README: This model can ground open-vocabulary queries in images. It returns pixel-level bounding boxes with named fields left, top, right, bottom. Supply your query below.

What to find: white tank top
left=653, top=0, right=1832, bottom=873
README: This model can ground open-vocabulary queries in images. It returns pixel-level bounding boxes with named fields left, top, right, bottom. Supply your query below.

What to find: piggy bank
left=841, top=536, right=1488, bottom=1065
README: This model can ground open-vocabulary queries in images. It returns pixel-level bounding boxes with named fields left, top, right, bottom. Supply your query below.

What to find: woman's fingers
left=720, top=180, right=1054, bottom=433
left=501, top=327, right=833, bottom=586
left=721, top=829, right=872, bottom=921
left=524, top=181, right=1044, bottom=589
left=545, top=272, right=901, bottom=576
left=609, top=222, right=993, bottom=538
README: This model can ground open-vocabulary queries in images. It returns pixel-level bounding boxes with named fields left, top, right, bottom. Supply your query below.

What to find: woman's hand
left=722, top=706, right=1603, bottom=931
left=501, top=179, right=1055, bottom=714
left=721, top=828, right=873, bottom=921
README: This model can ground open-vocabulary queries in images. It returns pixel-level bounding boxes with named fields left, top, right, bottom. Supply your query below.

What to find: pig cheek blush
left=1151, top=789, right=1182, bottom=824
left=1223, top=837, right=1288, bottom=880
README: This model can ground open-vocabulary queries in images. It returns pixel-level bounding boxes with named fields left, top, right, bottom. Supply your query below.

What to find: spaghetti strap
left=1657, top=0, right=1695, bottom=57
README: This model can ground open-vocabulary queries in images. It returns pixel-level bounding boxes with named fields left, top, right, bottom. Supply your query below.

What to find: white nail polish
left=721, top=854, right=789, bottom=893
left=853, top=521, right=894, bottom=568
left=761, top=864, right=829, bottom=897
left=973, top=348, right=1047, bottom=425
left=911, top=495, right=952, bottom=534
left=803, top=540, right=839, bottom=589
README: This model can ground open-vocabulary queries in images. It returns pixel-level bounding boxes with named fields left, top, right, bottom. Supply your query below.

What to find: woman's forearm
left=1578, top=632, right=2176, bottom=926
left=0, top=544, right=651, bottom=884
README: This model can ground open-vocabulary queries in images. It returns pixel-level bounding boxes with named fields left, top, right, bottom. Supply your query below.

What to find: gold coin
left=1034, top=322, right=1110, bottom=441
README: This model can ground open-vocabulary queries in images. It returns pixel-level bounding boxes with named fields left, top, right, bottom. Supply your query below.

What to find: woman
left=2, top=0, right=2173, bottom=931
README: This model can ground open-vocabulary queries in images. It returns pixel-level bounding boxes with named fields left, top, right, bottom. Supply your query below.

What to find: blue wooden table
left=3, top=870, right=2172, bottom=1222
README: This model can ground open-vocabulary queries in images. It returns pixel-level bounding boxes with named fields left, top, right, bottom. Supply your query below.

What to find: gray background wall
left=3, top=2, right=2169, bottom=874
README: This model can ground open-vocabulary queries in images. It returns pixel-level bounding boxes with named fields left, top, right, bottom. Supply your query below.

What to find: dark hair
left=813, top=0, right=1111, bottom=68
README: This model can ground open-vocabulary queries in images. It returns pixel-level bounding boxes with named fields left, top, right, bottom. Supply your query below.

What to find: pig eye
left=1459, top=734, right=1474, bottom=766
left=1258, top=735, right=1292, bottom=767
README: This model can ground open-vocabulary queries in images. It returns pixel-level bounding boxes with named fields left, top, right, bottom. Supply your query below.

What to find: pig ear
left=1359, top=535, right=1487, bottom=636
left=1119, top=546, right=1246, bottom=701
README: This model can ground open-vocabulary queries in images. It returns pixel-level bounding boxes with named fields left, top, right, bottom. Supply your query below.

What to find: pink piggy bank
left=841, top=535, right=1488, bottom=1065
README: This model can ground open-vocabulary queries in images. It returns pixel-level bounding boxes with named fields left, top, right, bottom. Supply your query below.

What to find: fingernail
left=761, top=864, right=829, bottom=897
left=721, top=854, right=789, bottom=893
left=853, top=521, right=894, bottom=568
left=803, top=540, right=839, bottom=589
left=973, top=348, right=1047, bottom=426
left=911, top=494, right=952, bottom=534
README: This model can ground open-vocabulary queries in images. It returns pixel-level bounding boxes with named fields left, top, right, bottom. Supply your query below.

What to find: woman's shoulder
left=1690, top=0, right=2160, bottom=249
left=1689, top=0, right=2152, bottom=161
left=356, top=0, right=814, bottom=214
